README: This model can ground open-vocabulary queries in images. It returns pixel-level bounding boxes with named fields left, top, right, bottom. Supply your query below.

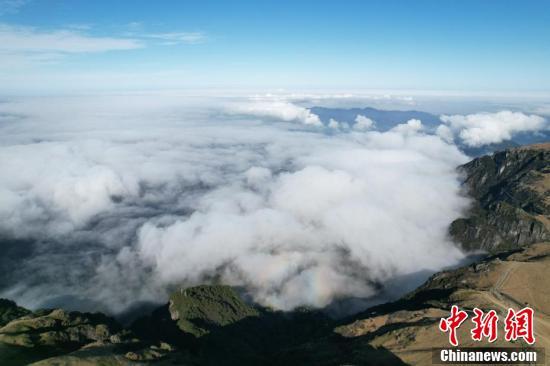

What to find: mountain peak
left=451, top=144, right=550, bottom=251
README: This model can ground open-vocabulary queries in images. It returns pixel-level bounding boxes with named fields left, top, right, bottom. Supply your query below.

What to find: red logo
left=439, top=306, right=535, bottom=346
left=471, top=308, right=498, bottom=342
left=504, top=307, right=535, bottom=344
left=439, top=305, right=469, bottom=346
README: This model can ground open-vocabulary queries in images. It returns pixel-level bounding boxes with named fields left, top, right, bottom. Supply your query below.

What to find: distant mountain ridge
left=310, top=106, right=442, bottom=131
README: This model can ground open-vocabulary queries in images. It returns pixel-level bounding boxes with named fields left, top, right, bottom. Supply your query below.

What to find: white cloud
left=248, top=92, right=417, bottom=110
left=533, top=104, right=550, bottom=116
left=354, top=115, right=375, bottom=130
left=328, top=118, right=340, bottom=129
left=148, top=31, right=207, bottom=45
left=0, top=24, right=143, bottom=54
left=245, top=166, right=272, bottom=189
left=0, top=23, right=207, bottom=80
left=0, top=24, right=202, bottom=75
left=440, top=111, right=548, bottom=147
left=390, top=118, right=423, bottom=135
left=225, top=100, right=322, bottom=126
left=436, top=124, right=454, bottom=143
left=0, top=95, right=468, bottom=313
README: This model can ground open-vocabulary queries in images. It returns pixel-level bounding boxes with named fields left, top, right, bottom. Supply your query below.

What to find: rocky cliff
left=0, top=301, right=184, bottom=365
left=451, top=143, right=550, bottom=251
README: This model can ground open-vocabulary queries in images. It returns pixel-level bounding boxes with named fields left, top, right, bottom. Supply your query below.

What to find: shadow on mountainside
left=130, top=295, right=408, bottom=366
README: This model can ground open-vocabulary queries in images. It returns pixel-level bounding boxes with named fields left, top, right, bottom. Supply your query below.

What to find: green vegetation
left=168, top=285, right=260, bottom=337
left=0, top=299, right=31, bottom=327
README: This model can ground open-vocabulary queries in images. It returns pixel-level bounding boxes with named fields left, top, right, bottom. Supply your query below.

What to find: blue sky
left=1, top=0, right=549, bottom=94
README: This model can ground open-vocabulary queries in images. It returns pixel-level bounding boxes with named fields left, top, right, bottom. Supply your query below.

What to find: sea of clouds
left=0, top=93, right=547, bottom=314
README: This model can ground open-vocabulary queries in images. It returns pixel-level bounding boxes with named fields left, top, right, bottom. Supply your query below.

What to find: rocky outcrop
left=0, top=308, right=123, bottom=348
left=451, top=143, right=550, bottom=251
left=0, top=304, right=180, bottom=365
